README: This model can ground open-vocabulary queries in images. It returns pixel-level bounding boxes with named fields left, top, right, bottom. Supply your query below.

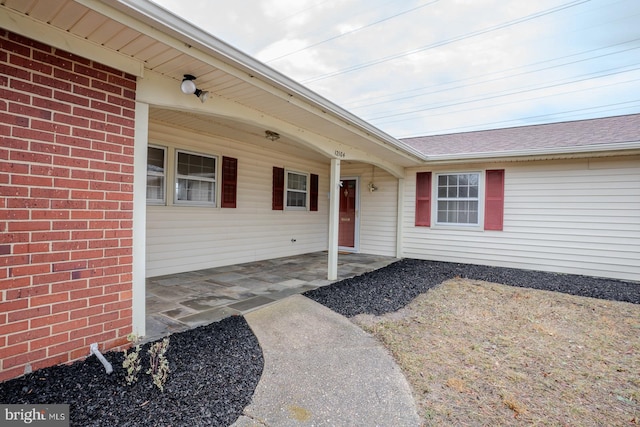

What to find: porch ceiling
left=1, top=0, right=424, bottom=169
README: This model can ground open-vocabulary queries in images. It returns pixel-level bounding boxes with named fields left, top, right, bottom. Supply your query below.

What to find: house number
left=334, top=150, right=346, bottom=158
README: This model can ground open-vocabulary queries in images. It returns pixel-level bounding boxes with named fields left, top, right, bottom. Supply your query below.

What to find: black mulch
left=1, top=259, right=638, bottom=426
left=0, top=316, right=262, bottom=427
left=304, top=258, right=640, bottom=317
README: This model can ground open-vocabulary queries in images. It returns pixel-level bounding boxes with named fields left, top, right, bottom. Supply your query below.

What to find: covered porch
left=145, top=252, right=397, bottom=341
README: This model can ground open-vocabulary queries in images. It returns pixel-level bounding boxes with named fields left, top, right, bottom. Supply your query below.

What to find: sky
left=150, top=0, right=640, bottom=138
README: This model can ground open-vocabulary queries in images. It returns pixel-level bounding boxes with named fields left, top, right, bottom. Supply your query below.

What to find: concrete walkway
left=232, top=295, right=420, bottom=427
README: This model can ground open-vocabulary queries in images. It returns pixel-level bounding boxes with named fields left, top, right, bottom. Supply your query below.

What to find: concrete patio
left=145, top=252, right=397, bottom=341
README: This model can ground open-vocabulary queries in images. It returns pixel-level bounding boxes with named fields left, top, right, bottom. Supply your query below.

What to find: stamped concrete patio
left=145, top=251, right=397, bottom=341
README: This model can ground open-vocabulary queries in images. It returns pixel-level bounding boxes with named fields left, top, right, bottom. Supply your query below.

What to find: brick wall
left=0, top=30, right=136, bottom=382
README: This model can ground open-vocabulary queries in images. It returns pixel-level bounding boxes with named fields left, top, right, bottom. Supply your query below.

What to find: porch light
left=181, top=74, right=209, bottom=103
left=265, top=130, right=280, bottom=141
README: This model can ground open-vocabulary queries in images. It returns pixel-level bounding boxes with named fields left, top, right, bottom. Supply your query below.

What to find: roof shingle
left=400, top=113, right=640, bottom=157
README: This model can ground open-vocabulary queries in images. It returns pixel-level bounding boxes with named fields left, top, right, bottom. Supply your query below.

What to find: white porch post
left=132, top=102, right=148, bottom=337
left=328, top=158, right=341, bottom=280
left=396, top=177, right=404, bottom=258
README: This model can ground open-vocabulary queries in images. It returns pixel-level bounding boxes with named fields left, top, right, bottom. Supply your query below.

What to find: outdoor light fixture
left=181, top=74, right=209, bottom=103
left=265, top=130, right=280, bottom=141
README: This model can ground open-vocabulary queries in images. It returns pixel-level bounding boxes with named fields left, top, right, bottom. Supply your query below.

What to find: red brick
left=52, top=299, right=86, bottom=314
left=0, top=209, right=29, bottom=220
left=0, top=366, right=26, bottom=383
left=71, top=230, right=103, bottom=240
left=83, top=330, right=116, bottom=346
left=33, top=74, right=71, bottom=91
left=33, top=96, right=71, bottom=114
left=0, top=161, right=29, bottom=174
left=7, top=198, right=49, bottom=209
left=0, top=254, right=29, bottom=267
left=73, top=106, right=105, bottom=121
left=71, top=210, right=103, bottom=220
left=70, top=287, right=102, bottom=300
left=31, top=292, right=68, bottom=307
left=53, top=260, right=87, bottom=272
left=53, top=112, right=89, bottom=128
left=108, top=74, right=136, bottom=91
left=6, top=284, right=49, bottom=299
left=51, top=318, right=87, bottom=335
left=7, top=305, right=50, bottom=322
left=70, top=190, right=104, bottom=200
left=30, top=164, right=69, bottom=178
left=8, top=102, right=52, bottom=120
left=52, top=241, right=87, bottom=251
left=9, top=150, right=52, bottom=165
left=0, top=37, right=30, bottom=56
left=54, top=48, right=90, bottom=65
left=47, top=337, right=85, bottom=357
left=72, top=127, right=105, bottom=141
left=92, top=79, right=122, bottom=95
left=52, top=220, right=88, bottom=230
left=0, top=342, right=29, bottom=360
left=54, top=177, right=89, bottom=189
left=32, top=271, right=70, bottom=285
left=0, top=186, right=28, bottom=197
left=0, top=319, right=29, bottom=336
left=12, top=243, right=49, bottom=254
left=11, top=174, right=52, bottom=187
left=31, top=231, right=70, bottom=242
left=12, top=126, right=55, bottom=143
left=30, top=312, right=69, bottom=328
left=32, top=49, right=72, bottom=70
left=30, top=333, right=68, bottom=352
left=31, top=252, right=68, bottom=264
left=8, top=57, right=52, bottom=79
left=104, top=300, right=130, bottom=313
left=89, top=293, right=119, bottom=307
left=0, top=277, right=30, bottom=291
left=51, top=200, right=86, bottom=210
left=0, top=299, right=28, bottom=314
left=31, top=209, right=69, bottom=220
left=53, top=68, right=89, bottom=86
left=51, top=279, right=87, bottom=293
left=53, top=153, right=91, bottom=171
left=8, top=221, right=50, bottom=232
left=27, top=187, right=68, bottom=201
left=70, top=324, right=102, bottom=340
left=71, top=249, right=103, bottom=260
left=88, top=311, right=118, bottom=326
left=31, top=119, right=71, bottom=135
left=8, top=33, right=51, bottom=53
left=31, top=141, right=69, bottom=156
left=7, top=326, right=50, bottom=345
left=33, top=353, right=69, bottom=370
left=89, top=160, right=119, bottom=172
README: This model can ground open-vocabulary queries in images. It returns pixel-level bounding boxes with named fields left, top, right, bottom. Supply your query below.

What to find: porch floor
left=145, top=251, right=397, bottom=342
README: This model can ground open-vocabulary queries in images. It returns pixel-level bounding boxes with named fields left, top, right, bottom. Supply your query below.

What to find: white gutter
left=101, top=0, right=424, bottom=162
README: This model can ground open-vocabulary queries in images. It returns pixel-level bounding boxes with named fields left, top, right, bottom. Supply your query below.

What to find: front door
left=338, top=179, right=357, bottom=249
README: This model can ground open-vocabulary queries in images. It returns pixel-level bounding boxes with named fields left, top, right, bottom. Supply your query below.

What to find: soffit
left=1, top=0, right=422, bottom=168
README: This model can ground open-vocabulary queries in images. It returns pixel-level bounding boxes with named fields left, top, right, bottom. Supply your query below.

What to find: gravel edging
left=304, top=258, right=640, bottom=317
left=0, top=315, right=262, bottom=427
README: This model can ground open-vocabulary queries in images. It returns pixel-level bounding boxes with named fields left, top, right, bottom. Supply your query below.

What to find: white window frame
left=146, top=145, right=166, bottom=205
left=434, top=172, right=482, bottom=227
left=174, top=149, right=217, bottom=207
left=285, top=170, right=309, bottom=210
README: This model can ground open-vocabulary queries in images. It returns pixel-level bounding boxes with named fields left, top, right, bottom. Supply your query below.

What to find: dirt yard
left=353, top=278, right=640, bottom=426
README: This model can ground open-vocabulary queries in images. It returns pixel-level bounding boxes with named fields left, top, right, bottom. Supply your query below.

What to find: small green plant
left=122, top=333, right=142, bottom=385
left=147, top=337, right=170, bottom=392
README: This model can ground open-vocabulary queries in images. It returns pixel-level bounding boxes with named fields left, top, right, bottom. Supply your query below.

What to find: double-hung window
left=436, top=172, right=480, bottom=225
left=175, top=150, right=217, bottom=206
left=286, top=171, right=308, bottom=209
left=146, top=146, right=166, bottom=204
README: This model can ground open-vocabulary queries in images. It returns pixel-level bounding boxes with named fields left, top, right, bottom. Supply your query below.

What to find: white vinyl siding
left=402, top=156, right=640, bottom=282
left=146, top=122, right=328, bottom=277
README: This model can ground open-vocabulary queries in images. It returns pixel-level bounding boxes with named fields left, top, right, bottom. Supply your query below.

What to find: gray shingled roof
left=400, top=113, right=640, bottom=157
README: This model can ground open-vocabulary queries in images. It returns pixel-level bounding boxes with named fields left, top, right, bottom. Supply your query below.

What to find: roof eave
left=107, top=0, right=423, bottom=164
left=420, top=141, right=640, bottom=164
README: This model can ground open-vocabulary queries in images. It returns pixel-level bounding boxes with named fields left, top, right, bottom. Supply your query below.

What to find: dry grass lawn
left=353, top=278, right=640, bottom=426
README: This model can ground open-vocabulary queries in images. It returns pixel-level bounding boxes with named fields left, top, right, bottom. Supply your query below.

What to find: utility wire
left=368, top=64, right=640, bottom=121
left=397, top=100, right=640, bottom=137
left=301, top=0, right=590, bottom=83
left=348, top=40, right=640, bottom=110
left=265, top=0, right=440, bottom=63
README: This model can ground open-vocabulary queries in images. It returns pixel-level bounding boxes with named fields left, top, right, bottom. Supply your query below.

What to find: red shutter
left=415, top=172, right=431, bottom=226
left=272, top=167, right=284, bottom=210
left=221, top=156, right=238, bottom=208
left=484, top=169, right=505, bottom=231
left=310, top=173, right=319, bottom=211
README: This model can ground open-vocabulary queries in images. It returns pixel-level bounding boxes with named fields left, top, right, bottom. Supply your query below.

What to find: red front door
left=338, top=179, right=357, bottom=248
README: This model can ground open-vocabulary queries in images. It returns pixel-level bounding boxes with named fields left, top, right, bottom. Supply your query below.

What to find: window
left=175, top=150, right=217, bottom=205
left=147, top=146, right=166, bottom=204
left=286, top=171, right=308, bottom=209
left=436, top=172, right=479, bottom=225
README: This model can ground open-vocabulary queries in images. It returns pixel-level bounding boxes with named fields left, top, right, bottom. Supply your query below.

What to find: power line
left=346, top=39, right=640, bottom=111
left=300, top=0, right=590, bottom=83
left=367, top=65, right=640, bottom=121
left=396, top=100, right=640, bottom=137
left=265, top=0, right=440, bottom=63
